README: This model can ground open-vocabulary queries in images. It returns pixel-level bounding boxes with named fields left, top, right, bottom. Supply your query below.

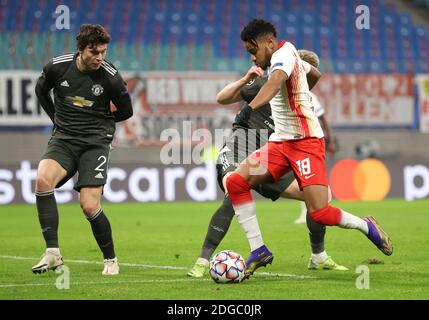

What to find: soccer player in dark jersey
left=187, top=52, right=347, bottom=278
left=32, top=24, right=133, bottom=275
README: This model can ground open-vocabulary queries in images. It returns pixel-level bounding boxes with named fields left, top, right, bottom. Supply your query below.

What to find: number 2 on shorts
left=95, top=156, right=107, bottom=172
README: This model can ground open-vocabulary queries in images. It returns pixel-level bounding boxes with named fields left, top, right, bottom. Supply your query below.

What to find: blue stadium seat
left=0, top=0, right=428, bottom=72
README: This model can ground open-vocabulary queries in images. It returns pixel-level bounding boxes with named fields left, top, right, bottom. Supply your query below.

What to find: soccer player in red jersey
left=225, top=19, right=393, bottom=277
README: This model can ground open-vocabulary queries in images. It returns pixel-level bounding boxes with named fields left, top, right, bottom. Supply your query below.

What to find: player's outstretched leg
left=308, top=204, right=393, bottom=256
left=188, top=196, right=235, bottom=278
left=226, top=172, right=274, bottom=278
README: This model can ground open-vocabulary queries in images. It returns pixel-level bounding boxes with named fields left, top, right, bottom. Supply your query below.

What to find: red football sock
left=309, top=205, right=342, bottom=226
left=225, top=173, right=253, bottom=206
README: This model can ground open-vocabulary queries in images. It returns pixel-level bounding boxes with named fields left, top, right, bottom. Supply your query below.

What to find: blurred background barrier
left=1, top=159, right=429, bottom=204
left=0, top=71, right=422, bottom=133
left=416, top=74, right=429, bottom=132
left=0, top=0, right=428, bottom=203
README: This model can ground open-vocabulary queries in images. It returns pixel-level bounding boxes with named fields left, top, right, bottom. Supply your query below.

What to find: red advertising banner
left=114, top=71, right=241, bottom=146
left=0, top=72, right=416, bottom=134
left=312, top=74, right=415, bottom=128
left=0, top=71, right=241, bottom=137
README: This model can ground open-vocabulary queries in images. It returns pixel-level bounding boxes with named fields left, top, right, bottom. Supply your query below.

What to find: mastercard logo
left=329, top=159, right=391, bottom=201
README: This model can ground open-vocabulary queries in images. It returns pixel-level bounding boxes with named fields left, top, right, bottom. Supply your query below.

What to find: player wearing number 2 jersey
left=32, top=24, right=133, bottom=276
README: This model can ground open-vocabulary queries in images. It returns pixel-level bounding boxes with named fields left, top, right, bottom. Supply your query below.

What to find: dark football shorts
left=41, top=136, right=112, bottom=191
left=216, top=129, right=296, bottom=201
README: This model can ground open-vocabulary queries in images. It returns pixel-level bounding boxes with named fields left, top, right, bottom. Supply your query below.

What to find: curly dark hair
left=76, top=24, right=111, bottom=50
left=240, top=19, right=277, bottom=44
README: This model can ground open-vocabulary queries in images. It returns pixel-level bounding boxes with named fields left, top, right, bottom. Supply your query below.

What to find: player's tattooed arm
left=35, top=63, right=56, bottom=123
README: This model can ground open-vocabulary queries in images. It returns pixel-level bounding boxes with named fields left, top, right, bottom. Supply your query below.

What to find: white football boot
left=32, top=249, right=64, bottom=274
left=102, top=257, right=119, bottom=275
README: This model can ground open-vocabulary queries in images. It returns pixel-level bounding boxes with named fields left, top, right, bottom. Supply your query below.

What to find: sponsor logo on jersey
left=60, top=80, right=70, bottom=87
left=66, top=96, right=94, bottom=108
left=91, top=84, right=104, bottom=96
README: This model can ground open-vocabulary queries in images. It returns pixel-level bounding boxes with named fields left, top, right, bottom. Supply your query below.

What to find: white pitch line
left=0, top=255, right=186, bottom=270
left=0, top=278, right=208, bottom=289
left=0, top=255, right=319, bottom=280
left=255, top=272, right=319, bottom=279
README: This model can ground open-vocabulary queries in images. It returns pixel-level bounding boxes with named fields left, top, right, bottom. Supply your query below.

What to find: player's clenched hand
left=244, top=66, right=264, bottom=83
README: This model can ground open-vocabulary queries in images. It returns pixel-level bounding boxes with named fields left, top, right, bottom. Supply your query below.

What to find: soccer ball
left=209, top=250, right=246, bottom=284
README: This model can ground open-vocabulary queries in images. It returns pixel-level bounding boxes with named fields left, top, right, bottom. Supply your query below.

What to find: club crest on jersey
left=91, top=84, right=104, bottom=96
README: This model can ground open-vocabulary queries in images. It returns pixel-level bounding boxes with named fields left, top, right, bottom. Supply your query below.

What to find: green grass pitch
left=0, top=199, right=428, bottom=300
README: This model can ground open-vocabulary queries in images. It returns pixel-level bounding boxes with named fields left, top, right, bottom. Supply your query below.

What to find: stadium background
left=1, top=0, right=429, bottom=302
left=0, top=0, right=428, bottom=204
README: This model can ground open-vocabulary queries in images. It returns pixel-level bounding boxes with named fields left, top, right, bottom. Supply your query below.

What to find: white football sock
left=311, top=251, right=328, bottom=264
left=338, top=210, right=369, bottom=234
left=46, top=247, right=60, bottom=255
left=233, top=201, right=264, bottom=251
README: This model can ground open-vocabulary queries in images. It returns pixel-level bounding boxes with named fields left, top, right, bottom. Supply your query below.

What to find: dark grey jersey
left=235, top=76, right=274, bottom=133
left=35, top=53, right=132, bottom=144
left=232, top=76, right=274, bottom=147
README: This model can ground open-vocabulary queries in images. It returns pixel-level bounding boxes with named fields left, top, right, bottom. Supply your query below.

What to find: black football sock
left=306, top=213, right=326, bottom=254
left=36, top=190, right=59, bottom=248
left=87, top=208, right=116, bottom=259
left=200, top=196, right=235, bottom=260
